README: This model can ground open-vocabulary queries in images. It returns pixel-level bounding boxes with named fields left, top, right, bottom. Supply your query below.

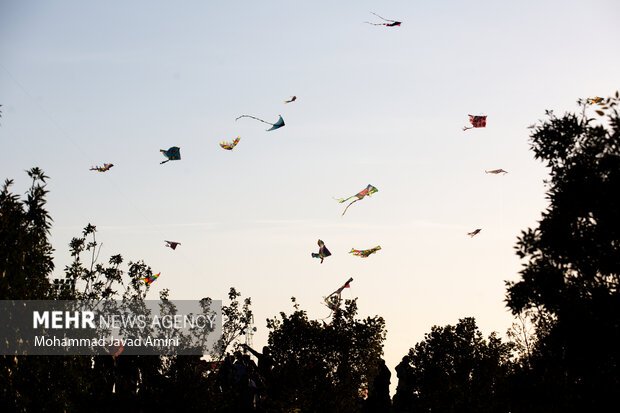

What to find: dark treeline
left=1, top=95, right=619, bottom=412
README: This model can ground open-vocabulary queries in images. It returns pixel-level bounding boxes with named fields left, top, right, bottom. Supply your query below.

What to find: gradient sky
left=2, top=0, right=619, bottom=390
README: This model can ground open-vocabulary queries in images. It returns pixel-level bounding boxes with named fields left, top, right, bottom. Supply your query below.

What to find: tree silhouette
left=393, top=318, right=512, bottom=413
left=505, top=93, right=620, bottom=411
left=264, top=298, right=386, bottom=413
left=0, top=169, right=228, bottom=411
left=0, top=169, right=93, bottom=411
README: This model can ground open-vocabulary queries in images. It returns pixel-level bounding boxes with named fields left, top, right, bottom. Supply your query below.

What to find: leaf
left=595, top=110, right=605, bottom=116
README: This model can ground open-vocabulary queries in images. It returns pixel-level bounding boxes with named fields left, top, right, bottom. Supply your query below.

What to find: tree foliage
left=393, top=317, right=512, bottom=413
left=264, top=298, right=386, bottom=413
left=505, top=93, right=620, bottom=411
left=213, top=287, right=253, bottom=359
left=0, top=168, right=53, bottom=300
left=0, top=169, right=241, bottom=411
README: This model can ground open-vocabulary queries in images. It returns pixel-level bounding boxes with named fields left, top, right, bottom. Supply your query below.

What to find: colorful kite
left=311, top=239, right=332, bottom=264
left=220, top=137, right=241, bottom=150
left=284, top=96, right=297, bottom=103
left=587, top=97, right=603, bottom=104
left=160, top=147, right=181, bottom=164
left=334, top=184, right=378, bottom=216
left=90, top=163, right=114, bottom=172
left=165, top=240, right=181, bottom=250
left=485, top=169, right=508, bottom=175
left=349, top=246, right=381, bottom=258
left=140, top=272, right=161, bottom=286
left=324, top=277, right=353, bottom=311
left=236, top=114, right=285, bottom=131
left=467, top=229, right=482, bottom=238
left=364, top=12, right=401, bottom=27
left=463, top=115, right=487, bottom=131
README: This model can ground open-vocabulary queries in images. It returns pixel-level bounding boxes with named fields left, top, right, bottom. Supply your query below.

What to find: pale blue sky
left=2, top=0, right=619, bottom=387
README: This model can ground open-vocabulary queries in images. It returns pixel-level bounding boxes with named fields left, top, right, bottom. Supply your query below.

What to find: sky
left=1, top=0, right=619, bottom=391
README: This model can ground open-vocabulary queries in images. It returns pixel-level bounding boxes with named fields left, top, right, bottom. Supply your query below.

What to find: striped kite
left=236, top=114, right=285, bottom=131
left=334, top=184, right=378, bottom=216
left=220, top=137, right=241, bottom=151
left=349, top=246, right=381, bottom=258
left=467, top=229, right=482, bottom=238
left=485, top=169, right=508, bottom=175
left=587, top=97, right=603, bottom=104
left=311, top=239, right=332, bottom=264
left=140, top=272, right=160, bottom=286
left=364, top=12, right=401, bottom=27
left=324, top=277, right=353, bottom=311
left=160, top=147, right=181, bottom=164
left=463, top=115, right=487, bottom=131
left=90, top=163, right=114, bottom=172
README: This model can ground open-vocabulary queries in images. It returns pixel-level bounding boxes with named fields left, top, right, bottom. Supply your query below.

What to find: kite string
left=370, top=11, right=394, bottom=22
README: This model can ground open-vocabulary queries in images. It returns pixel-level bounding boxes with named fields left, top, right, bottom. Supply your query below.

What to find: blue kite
left=160, top=147, right=181, bottom=164
left=236, top=115, right=285, bottom=131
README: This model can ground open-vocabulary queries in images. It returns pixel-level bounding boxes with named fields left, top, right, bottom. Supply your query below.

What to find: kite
left=467, top=229, right=482, bottom=238
left=165, top=240, right=181, bottom=250
left=113, top=344, right=124, bottom=357
left=140, top=272, right=160, bottom=286
left=160, top=147, right=181, bottom=164
left=587, top=97, right=603, bottom=104
left=364, top=12, right=401, bottom=27
left=311, top=239, right=332, bottom=264
left=90, top=163, right=114, bottom=172
left=485, top=169, right=508, bottom=175
left=324, top=277, right=353, bottom=311
left=349, top=246, right=381, bottom=258
left=107, top=343, right=124, bottom=358
left=236, top=114, right=285, bottom=131
left=220, top=137, right=241, bottom=150
left=284, top=96, right=297, bottom=103
left=463, top=115, right=487, bottom=131
left=334, top=184, right=378, bottom=216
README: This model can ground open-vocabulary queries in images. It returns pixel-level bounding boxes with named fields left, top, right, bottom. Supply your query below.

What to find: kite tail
left=341, top=198, right=361, bottom=216
left=319, top=309, right=334, bottom=323
left=363, top=22, right=383, bottom=25
left=333, top=195, right=356, bottom=204
left=160, top=160, right=170, bottom=164
left=235, top=115, right=274, bottom=126
left=463, top=126, right=473, bottom=131
left=485, top=170, right=489, bottom=174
